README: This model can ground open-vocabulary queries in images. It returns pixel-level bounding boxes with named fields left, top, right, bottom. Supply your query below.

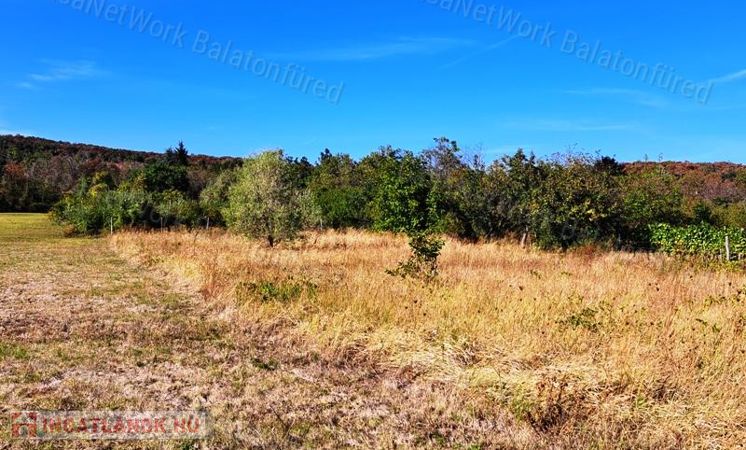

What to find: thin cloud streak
left=562, top=88, right=670, bottom=109
left=504, top=118, right=639, bottom=133
left=708, top=69, right=746, bottom=84
left=267, top=37, right=476, bottom=62
left=439, top=35, right=519, bottom=70
left=19, top=60, right=105, bottom=90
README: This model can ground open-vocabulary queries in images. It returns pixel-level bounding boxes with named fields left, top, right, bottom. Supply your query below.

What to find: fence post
left=725, top=235, right=731, bottom=262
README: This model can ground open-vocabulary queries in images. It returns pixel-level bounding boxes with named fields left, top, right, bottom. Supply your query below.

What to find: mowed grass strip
left=0, top=213, right=62, bottom=243
left=0, top=215, right=222, bottom=449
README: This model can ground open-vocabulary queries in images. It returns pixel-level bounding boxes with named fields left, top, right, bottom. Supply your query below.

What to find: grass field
left=0, top=215, right=529, bottom=448
left=112, top=228, right=746, bottom=449
left=2, top=214, right=745, bottom=448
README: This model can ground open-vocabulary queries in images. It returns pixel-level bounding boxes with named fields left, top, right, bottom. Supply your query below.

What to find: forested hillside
left=0, top=135, right=239, bottom=212
left=626, top=161, right=746, bottom=203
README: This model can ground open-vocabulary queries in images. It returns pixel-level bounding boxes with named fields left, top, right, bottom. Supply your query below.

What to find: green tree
left=423, top=137, right=484, bottom=240
left=225, top=151, right=314, bottom=247
left=528, top=155, right=622, bottom=249
left=620, top=167, right=684, bottom=248
left=308, top=150, right=367, bottom=229
left=165, top=141, right=190, bottom=166
left=363, top=147, right=445, bottom=280
left=141, top=142, right=191, bottom=194
left=478, top=149, right=545, bottom=241
left=141, top=160, right=189, bottom=194
left=369, top=149, right=437, bottom=233
left=199, top=168, right=238, bottom=228
left=154, top=190, right=200, bottom=230
left=51, top=173, right=152, bottom=234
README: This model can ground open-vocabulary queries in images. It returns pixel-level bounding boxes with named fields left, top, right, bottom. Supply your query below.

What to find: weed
left=558, top=307, right=600, bottom=332
left=0, top=341, right=29, bottom=360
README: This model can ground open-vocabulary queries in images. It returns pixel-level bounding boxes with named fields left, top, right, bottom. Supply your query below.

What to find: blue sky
left=2, top=0, right=746, bottom=162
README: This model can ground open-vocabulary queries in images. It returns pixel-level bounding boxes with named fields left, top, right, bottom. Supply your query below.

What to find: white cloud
left=708, top=69, right=746, bottom=85
left=503, top=118, right=639, bottom=133
left=16, top=82, right=37, bottom=90
left=440, top=35, right=519, bottom=70
left=18, top=60, right=105, bottom=90
left=267, top=37, right=476, bottom=62
left=562, top=88, right=670, bottom=109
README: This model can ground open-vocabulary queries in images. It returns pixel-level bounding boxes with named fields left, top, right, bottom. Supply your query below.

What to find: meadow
left=2, top=213, right=745, bottom=448
left=109, top=226, right=746, bottom=449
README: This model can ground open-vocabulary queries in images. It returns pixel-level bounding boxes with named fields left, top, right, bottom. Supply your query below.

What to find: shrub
left=649, top=223, right=746, bottom=260
left=225, top=151, right=316, bottom=247
left=528, top=155, right=622, bottom=249
left=308, top=150, right=368, bottom=229
left=369, top=150, right=437, bottom=233
left=199, top=168, right=238, bottom=228
left=387, top=232, right=445, bottom=282
left=621, top=168, right=684, bottom=248
left=153, top=190, right=200, bottom=229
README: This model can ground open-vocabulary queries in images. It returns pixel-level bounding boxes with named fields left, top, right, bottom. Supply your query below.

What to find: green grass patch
left=0, top=341, right=30, bottom=360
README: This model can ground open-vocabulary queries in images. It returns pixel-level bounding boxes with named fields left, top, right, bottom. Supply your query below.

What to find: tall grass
left=111, top=229, right=746, bottom=448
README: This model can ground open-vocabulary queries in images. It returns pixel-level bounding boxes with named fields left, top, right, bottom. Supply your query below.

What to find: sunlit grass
left=111, top=228, right=746, bottom=448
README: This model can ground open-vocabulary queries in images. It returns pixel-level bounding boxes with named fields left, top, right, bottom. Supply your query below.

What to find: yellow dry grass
left=111, top=229, right=746, bottom=448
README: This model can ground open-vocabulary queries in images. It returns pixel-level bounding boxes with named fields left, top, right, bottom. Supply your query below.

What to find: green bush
left=387, top=232, right=445, bottom=282
left=649, top=223, right=746, bottom=259
left=528, top=155, right=622, bottom=250
left=154, top=190, right=200, bottom=229
left=225, top=151, right=317, bottom=247
left=308, top=150, right=368, bottom=229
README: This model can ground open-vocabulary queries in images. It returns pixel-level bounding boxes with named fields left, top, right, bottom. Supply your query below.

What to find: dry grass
left=2, top=215, right=534, bottom=449
left=109, top=228, right=746, bottom=449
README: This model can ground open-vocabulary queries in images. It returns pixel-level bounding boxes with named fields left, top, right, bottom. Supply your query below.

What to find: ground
left=0, top=215, right=532, bottom=449
left=2, top=214, right=745, bottom=449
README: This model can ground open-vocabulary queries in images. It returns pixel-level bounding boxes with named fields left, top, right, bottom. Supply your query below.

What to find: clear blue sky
left=2, top=0, right=746, bottom=162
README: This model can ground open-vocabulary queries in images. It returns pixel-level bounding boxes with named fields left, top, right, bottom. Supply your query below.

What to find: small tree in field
left=225, top=151, right=313, bottom=247
left=200, top=168, right=238, bottom=228
left=369, top=150, right=444, bottom=281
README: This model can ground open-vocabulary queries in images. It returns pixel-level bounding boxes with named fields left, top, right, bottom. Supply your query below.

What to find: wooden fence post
left=725, top=235, right=731, bottom=262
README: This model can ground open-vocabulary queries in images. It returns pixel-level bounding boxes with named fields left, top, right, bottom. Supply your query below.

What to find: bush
left=649, top=223, right=746, bottom=259
left=308, top=150, right=368, bottom=229
left=621, top=168, right=684, bottom=248
left=51, top=177, right=153, bottom=234
left=368, top=150, right=438, bottom=233
left=154, top=190, right=200, bottom=229
left=387, top=232, right=445, bottom=282
left=528, top=155, right=622, bottom=250
left=225, top=151, right=317, bottom=247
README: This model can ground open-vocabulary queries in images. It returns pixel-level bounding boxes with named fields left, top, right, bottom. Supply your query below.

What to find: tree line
left=45, top=137, right=746, bottom=252
left=0, top=135, right=238, bottom=212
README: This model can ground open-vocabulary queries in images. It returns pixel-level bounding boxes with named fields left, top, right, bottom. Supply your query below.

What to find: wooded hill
left=625, top=161, right=746, bottom=204
left=0, top=135, right=239, bottom=212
